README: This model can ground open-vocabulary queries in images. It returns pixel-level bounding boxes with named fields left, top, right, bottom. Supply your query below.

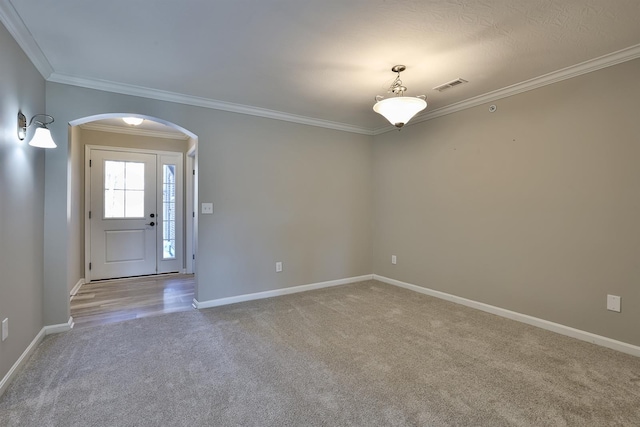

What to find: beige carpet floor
left=1, top=280, right=639, bottom=426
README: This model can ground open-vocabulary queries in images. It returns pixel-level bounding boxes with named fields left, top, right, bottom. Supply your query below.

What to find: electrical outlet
left=607, top=295, right=621, bottom=312
left=391, top=255, right=397, bottom=265
left=2, top=318, right=8, bottom=341
left=201, top=203, right=213, bottom=214
left=276, top=262, right=283, bottom=273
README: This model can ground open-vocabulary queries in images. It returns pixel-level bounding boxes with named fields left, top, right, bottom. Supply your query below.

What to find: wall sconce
left=17, top=112, right=57, bottom=148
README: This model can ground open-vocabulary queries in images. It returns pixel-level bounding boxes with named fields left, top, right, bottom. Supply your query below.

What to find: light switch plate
left=607, top=295, right=621, bottom=312
left=201, top=203, right=213, bottom=214
left=2, top=318, right=8, bottom=341
left=276, top=262, right=282, bottom=273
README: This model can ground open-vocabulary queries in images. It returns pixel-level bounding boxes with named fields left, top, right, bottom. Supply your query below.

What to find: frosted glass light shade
left=28, top=127, right=57, bottom=148
left=123, top=117, right=144, bottom=126
left=373, top=96, right=427, bottom=128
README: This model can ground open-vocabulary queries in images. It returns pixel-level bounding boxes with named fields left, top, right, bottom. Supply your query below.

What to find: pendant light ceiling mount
left=389, top=65, right=407, bottom=94
left=373, top=65, right=427, bottom=129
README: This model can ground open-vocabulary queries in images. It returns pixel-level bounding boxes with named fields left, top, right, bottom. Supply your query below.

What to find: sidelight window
left=162, top=164, right=176, bottom=259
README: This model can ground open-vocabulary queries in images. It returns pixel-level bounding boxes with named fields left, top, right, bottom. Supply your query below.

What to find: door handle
left=146, top=222, right=155, bottom=226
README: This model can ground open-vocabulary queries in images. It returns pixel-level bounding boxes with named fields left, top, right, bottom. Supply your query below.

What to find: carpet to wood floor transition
left=1, top=280, right=639, bottom=426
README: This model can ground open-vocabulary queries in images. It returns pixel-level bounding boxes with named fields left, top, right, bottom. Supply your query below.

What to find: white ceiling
left=3, top=0, right=640, bottom=132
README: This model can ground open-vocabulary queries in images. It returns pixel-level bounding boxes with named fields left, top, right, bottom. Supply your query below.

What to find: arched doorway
left=67, top=114, right=199, bottom=327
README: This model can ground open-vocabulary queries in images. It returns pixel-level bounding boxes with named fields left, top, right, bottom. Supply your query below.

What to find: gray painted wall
left=68, top=125, right=83, bottom=293
left=0, top=22, right=46, bottom=382
left=373, top=58, right=640, bottom=346
left=44, top=83, right=373, bottom=324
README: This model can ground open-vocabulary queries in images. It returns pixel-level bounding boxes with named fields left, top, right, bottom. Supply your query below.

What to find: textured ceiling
left=4, top=0, right=640, bottom=131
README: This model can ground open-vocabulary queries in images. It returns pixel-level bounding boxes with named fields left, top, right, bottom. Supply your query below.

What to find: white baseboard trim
left=44, top=317, right=74, bottom=335
left=374, top=275, right=640, bottom=358
left=193, top=274, right=374, bottom=309
left=0, top=328, right=46, bottom=398
left=70, top=278, right=85, bottom=298
left=0, top=316, right=75, bottom=398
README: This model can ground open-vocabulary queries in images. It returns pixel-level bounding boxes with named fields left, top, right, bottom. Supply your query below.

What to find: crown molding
left=0, top=0, right=53, bottom=78
left=373, top=43, right=640, bottom=135
left=48, top=73, right=374, bottom=136
left=79, top=122, right=190, bottom=140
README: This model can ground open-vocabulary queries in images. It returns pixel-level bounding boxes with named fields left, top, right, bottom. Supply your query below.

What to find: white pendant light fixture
left=122, top=117, right=144, bottom=126
left=373, top=65, right=426, bottom=128
left=17, top=112, right=57, bottom=148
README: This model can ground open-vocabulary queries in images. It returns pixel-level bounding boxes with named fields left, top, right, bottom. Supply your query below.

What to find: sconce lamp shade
left=29, top=127, right=57, bottom=148
left=373, top=96, right=427, bottom=128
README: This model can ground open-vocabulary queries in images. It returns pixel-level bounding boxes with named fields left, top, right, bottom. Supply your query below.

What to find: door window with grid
left=104, top=160, right=145, bottom=218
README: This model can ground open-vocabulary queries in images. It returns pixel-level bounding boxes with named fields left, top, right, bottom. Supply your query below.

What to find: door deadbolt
left=150, top=213, right=155, bottom=218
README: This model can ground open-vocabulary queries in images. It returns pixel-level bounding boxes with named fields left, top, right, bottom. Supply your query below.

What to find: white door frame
left=85, top=145, right=186, bottom=282
left=185, top=145, right=197, bottom=274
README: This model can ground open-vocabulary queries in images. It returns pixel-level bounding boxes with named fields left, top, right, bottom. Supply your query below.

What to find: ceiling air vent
left=433, top=78, right=468, bottom=92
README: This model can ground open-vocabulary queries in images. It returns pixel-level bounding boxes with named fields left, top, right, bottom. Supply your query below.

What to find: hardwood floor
left=71, top=274, right=195, bottom=328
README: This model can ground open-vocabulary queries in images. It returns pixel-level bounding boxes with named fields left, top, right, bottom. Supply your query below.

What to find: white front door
left=89, top=150, right=158, bottom=280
